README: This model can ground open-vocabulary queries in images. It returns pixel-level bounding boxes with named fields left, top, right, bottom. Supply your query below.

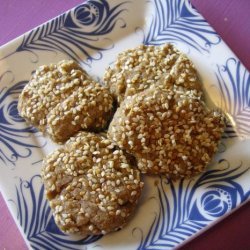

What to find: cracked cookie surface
left=104, top=44, right=202, bottom=104
left=108, top=87, right=225, bottom=178
left=42, top=132, right=143, bottom=235
left=18, top=60, right=114, bottom=143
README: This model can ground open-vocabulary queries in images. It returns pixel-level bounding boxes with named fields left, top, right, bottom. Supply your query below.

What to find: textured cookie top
left=18, top=60, right=89, bottom=130
left=42, top=132, right=143, bottom=235
left=46, top=81, right=113, bottom=142
left=104, top=44, right=202, bottom=104
left=108, top=88, right=225, bottom=178
left=18, top=60, right=114, bottom=142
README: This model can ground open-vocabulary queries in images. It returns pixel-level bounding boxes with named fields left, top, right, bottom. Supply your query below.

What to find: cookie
left=108, top=87, right=225, bottom=178
left=103, top=44, right=202, bottom=104
left=18, top=60, right=114, bottom=142
left=42, top=132, right=143, bottom=235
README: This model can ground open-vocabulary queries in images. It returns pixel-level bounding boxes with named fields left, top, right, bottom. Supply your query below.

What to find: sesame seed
left=108, top=85, right=224, bottom=179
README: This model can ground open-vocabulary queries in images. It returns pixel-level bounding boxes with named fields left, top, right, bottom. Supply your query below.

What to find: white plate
left=0, top=0, right=249, bottom=249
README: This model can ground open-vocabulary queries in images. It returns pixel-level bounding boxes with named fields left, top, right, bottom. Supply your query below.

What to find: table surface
left=0, top=1, right=250, bottom=250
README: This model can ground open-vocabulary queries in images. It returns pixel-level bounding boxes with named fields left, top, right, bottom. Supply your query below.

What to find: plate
left=0, top=0, right=249, bottom=249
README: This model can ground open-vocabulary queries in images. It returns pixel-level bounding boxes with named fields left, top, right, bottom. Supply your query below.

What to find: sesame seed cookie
left=103, top=44, right=202, bottom=104
left=108, top=88, right=225, bottom=178
left=18, top=60, right=114, bottom=143
left=46, top=81, right=114, bottom=142
left=42, top=132, right=143, bottom=235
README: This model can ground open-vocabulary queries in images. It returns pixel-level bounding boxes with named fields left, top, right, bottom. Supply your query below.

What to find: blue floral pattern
left=0, top=74, right=46, bottom=167
left=12, top=0, right=127, bottom=64
left=216, top=58, right=250, bottom=138
left=144, top=0, right=220, bottom=52
left=138, top=160, right=250, bottom=249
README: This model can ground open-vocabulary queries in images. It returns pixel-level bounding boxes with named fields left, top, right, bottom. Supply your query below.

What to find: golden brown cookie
left=108, top=88, right=225, bottom=178
left=103, top=44, right=202, bottom=104
left=18, top=60, right=114, bottom=142
left=42, top=132, right=143, bottom=235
